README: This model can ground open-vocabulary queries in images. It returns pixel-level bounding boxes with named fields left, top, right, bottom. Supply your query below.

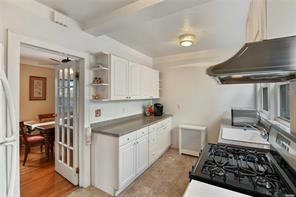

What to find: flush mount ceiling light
left=179, top=34, right=196, bottom=47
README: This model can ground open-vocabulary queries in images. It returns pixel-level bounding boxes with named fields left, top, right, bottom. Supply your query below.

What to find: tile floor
left=68, top=149, right=197, bottom=197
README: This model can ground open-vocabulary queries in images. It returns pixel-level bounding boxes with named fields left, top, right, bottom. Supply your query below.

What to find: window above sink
left=256, top=82, right=291, bottom=130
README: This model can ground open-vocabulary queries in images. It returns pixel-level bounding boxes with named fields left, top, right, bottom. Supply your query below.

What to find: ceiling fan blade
left=49, top=58, right=60, bottom=62
left=61, top=57, right=71, bottom=63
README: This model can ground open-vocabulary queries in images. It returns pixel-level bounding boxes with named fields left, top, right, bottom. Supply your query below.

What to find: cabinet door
left=140, top=66, right=151, bottom=99
left=136, top=136, right=148, bottom=174
left=128, top=62, right=141, bottom=99
left=157, top=127, right=166, bottom=155
left=164, top=124, right=171, bottom=148
left=119, top=141, right=136, bottom=188
left=151, top=70, right=159, bottom=99
left=148, top=130, right=158, bottom=165
left=111, top=55, right=129, bottom=100
left=141, top=67, right=160, bottom=99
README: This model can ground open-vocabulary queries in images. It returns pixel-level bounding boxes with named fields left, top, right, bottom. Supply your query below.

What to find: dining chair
left=20, top=121, right=45, bottom=166
left=38, top=113, right=55, bottom=123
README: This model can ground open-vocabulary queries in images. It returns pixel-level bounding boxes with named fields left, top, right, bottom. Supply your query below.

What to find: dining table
left=24, top=121, right=55, bottom=159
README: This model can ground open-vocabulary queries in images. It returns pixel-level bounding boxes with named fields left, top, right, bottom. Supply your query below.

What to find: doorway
left=19, top=44, right=80, bottom=196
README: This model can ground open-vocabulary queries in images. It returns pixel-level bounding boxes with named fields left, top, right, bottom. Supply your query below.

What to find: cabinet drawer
left=160, top=118, right=171, bottom=127
left=158, top=120, right=167, bottom=128
left=119, top=131, right=136, bottom=146
left=149, top=123, right=158, bottom=133
left=136, top=127, right=148, bottom=139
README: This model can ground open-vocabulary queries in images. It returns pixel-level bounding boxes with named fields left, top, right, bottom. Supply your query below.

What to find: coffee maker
left=154, top=103, right=163, bottom=116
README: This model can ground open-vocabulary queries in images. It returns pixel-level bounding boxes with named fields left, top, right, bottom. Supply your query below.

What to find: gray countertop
left=91, top=114, right=172, bottom=137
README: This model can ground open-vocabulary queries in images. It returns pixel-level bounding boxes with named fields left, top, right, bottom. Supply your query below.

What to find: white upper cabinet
left=141, top=66, right=151, bottom=99
left=151, top=70, right=160, bottom=99
left=141, top=66, right=159, bottom=99
left=111, top=55, right=129, bottom=100
left=266, top=0, right=296, bottom=39
left=128, top=62, right=142, bottom=99
left=109, top=54, right=159, bottom=100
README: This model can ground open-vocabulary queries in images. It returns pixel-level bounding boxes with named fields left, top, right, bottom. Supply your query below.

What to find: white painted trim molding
left=7, top=30, right=91, bottom=187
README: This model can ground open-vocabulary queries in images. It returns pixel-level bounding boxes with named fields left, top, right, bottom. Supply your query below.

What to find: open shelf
left=90, top=52, right=111, bottom=101
left=91, top=65, right=109, bottom=71
left=90, top=83, right=109, bottom=86
left=90, top=98, right=110, bottom=102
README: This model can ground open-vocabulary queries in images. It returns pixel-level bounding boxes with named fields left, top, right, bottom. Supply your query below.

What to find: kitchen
left=0, top=0, right=296, bottom=197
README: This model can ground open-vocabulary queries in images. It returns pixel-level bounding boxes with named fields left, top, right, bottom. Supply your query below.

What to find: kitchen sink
left=221, top=127, right=269, bottom=145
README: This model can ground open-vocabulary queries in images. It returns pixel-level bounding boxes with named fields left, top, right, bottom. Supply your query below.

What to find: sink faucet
left=241, top=122, right=269, bottom=139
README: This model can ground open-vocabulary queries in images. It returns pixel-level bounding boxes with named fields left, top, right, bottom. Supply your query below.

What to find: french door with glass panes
left=55, top=60, right=79, bottom=185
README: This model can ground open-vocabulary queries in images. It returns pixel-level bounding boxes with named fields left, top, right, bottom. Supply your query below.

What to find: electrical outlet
left=95, top=109, right=101, bottom=117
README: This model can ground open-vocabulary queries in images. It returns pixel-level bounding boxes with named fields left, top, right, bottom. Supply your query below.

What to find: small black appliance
left=154, top=103, right=163, bottom=116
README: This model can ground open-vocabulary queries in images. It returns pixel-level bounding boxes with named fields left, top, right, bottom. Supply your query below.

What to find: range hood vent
left=207, top=36, right=296, bottom=84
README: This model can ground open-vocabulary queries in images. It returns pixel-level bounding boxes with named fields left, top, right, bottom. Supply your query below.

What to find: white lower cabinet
left=119, top=141, right=136, bottom=188
left=148, top=130, right=158, bottom=165
left=135, top=135, right=149, bottom=175
left=92, top=117, right=172, bottom=196
left=119, top=135, right=149, bottom=188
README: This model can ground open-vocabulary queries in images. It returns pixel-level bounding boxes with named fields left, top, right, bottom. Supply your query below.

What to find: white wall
left=154, top=64, right=255, bottom=148
left=90, top=100, right=152, bottom=123
left=267, top=0, right=296, bottom=39
left=0, top=1, right=154, bottom=127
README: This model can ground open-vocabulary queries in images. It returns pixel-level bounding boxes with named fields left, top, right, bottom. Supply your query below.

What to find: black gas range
left=189, top=126, right=296, bottom=197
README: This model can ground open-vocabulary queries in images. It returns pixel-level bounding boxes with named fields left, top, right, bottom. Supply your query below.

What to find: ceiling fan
left=49, top=57, right=71, bottom=63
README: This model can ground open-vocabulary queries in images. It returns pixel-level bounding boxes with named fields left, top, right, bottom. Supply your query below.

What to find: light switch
left=95, top=109, right=101, bottom=117
left=177, top=104, right=181, bottom=109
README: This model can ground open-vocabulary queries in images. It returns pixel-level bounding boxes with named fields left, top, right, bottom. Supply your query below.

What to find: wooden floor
left=20, top=146, right=77, bottom=197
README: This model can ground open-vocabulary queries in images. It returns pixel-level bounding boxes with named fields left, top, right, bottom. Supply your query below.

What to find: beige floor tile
left=68, top=149, right=197, bottom=197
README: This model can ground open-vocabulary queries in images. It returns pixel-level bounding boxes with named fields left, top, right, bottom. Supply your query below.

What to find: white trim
left=7, top=30, right=90, bottom=187
left=256, top=81, right=291, bottom=130
left=274, top=81, right=290, bottom=126
left=275, top=117, right=290, bottom=127
left=260, top=84, right=269, bottom=116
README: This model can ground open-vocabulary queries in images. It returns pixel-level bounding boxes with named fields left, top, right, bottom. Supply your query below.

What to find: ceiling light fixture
left=179, top=34, right=196, bottom=47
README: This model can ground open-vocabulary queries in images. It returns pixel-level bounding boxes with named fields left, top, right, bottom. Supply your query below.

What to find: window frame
left=260, top=84, right=269, bottom=116
left=275, top=82, right=290, bottom=126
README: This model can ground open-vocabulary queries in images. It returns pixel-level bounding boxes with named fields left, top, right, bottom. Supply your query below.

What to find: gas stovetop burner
left=190, top=144, right=295, bottom=197
left=255, top=177, right=274, bottom=189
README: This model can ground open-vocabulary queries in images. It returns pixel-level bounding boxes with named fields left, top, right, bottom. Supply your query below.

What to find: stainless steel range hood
left=207, top=36, right=296, bottom=84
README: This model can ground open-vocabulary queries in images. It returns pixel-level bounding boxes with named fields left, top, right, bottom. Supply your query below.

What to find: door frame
left=7, top=30, right=91, bottom=189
